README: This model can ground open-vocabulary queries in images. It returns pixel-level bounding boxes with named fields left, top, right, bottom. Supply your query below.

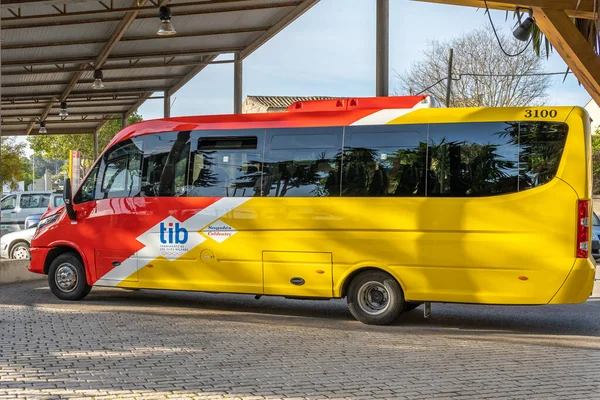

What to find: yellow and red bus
left=29, top=95, right=595, bottom=325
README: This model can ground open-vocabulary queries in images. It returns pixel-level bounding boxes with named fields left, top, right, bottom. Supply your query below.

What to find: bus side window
left=187, top=134, right=262, bottom=197
left=343, top=126, right=426, bottom=197
left=428, top=122, right=520, bottom=197
left=264, top=127, right=343, bottom=197
left=140, top=131, right=191, bottom=197
left=97, top=139, right=143, bottom=200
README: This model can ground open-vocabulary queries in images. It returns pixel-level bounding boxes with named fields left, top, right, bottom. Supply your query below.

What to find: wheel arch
left=337, top=265, right=405, bottom=298
left=44, top=244, right=91, bottom=285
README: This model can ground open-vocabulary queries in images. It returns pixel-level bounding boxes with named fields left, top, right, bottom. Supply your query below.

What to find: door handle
left=112, top=261, right=121, bottom=266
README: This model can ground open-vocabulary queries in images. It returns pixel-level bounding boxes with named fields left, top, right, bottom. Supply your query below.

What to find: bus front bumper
left=28, top=247, right=50, bottom=275
left=549, top=258, right=596, bottom=304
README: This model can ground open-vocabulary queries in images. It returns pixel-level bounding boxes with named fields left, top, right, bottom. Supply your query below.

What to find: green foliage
left=592, top=131, right=600, bottom=195
left=0, top=138, right=27, bottom=191
left=27, top=113, right=143, bottom=169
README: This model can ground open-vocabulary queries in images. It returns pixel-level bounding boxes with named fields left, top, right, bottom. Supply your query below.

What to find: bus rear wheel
left=347, top=270, right=404, bottom=325
left=48, top=253, right=92, bottom=301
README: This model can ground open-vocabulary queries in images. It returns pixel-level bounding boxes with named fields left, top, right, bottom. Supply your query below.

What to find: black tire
left=9, top=241, right=30, bottom=260
left=48, top=253, right=92, bottom=301
left=403, top=301, right=423, bottom=312
left=346, top=270, right=404, bottom=325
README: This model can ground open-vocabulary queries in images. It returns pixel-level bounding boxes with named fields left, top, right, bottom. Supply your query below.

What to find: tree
left=27, top=112, right=143, bottom=172
left=0, top=137, right=27, bottom=191
left=396, top=27, right=552, bottom=107
left=593, top=131, right=600, bottom=195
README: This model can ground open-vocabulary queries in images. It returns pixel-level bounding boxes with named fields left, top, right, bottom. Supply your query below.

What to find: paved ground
left=1, top=278, right=600, bottom=400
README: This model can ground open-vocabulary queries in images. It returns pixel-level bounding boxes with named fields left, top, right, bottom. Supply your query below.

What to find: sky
left=137, top=0, right=592, bottom=120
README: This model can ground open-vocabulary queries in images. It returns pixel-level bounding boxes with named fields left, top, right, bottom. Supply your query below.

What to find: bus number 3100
left=525, top=109, right=558, bottom=118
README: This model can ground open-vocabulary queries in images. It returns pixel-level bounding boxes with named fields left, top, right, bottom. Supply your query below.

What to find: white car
left=0, top=228, right=36, bottom=259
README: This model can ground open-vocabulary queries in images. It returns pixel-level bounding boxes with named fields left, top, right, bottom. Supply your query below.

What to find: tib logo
left=159, top=222, right=188, bottom=244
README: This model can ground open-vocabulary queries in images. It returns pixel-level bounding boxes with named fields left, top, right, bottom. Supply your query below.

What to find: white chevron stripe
left=95, top=197, right=250, bottom=286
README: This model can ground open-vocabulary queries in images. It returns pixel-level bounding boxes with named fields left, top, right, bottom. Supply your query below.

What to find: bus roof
left=108, top=96, right=578, bottom=150
left=108, top=95, right=437, bottom=147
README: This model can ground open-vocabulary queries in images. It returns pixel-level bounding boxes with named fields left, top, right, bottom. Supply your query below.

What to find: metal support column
left=121, top=114, right=127, bottom=129
left=376, top=0, right=389, bottom=97
left=93, top=129, right=99, bottom=160
left=234, top=53, right=243, bottom=114
left=164, top=91, right=171, bottom=118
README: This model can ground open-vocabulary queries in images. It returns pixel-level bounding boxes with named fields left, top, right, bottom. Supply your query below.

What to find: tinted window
left=140, top=131, right=191, bottom=197
left=1, top=195, right=16, bottom=210
left=343, top=126, right=427, bottom=197
left=428, top=123, right=520, bottom=197
left=188, top=131, right=263, bottom=197
left=98, top=139, right=143, bottom=199
left=519, top=122, right=568, bottom=190
left=20, top=194, right=50, bottom=209
left=74, top=164, right=99, bottom=204
left=264, top=128, right=343, bottom=197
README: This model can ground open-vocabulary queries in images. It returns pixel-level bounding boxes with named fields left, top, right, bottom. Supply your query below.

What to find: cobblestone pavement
left=1, top=279, right=600, bottom=400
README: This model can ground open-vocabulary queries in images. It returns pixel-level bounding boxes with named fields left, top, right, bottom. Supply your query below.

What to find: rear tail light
left=577, top=200, right=590, bottom=258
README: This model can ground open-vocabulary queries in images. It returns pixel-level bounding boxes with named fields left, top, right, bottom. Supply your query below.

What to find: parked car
left=592, top=212, right=600, bottom=262
left=0, top=227, right=36, bottom=259
left=23, top=195, right=64, bottom=229
left=0, top=191, right=63, bottom=230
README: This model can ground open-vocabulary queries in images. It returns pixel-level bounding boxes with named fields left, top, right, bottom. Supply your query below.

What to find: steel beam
left=376, top=0, right=389, bottom=97
left=93, top=130, right=99, bottom=160
left=164, top=91, right=171, bottom=118
left=234, top=54, right=243, bottom=114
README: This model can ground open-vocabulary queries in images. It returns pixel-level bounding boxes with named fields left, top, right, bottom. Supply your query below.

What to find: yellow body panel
left=116, top=106, right=595, bottom=305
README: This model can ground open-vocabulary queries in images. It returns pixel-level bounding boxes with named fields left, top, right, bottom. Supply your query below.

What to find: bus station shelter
left=0, top=0, right=322, bottom=158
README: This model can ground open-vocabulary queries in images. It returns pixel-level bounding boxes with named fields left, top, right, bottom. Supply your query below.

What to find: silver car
left=0, top=191, right=61, bottom=233
left=0, top=227, right=36, bottom=259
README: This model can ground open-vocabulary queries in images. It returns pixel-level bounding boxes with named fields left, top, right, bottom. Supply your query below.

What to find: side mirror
left=64, top=178, right=76, bottom=220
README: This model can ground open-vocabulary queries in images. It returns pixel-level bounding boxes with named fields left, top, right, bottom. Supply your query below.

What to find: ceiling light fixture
left=157, top=6, right=177, bottom=36
left=59, top=102, right=68, bottom=117
left=39, top=122, right=47, bottom=134
left=93, top=69, right=105, bottom=90
left=513, top=8, right=534, bottom=42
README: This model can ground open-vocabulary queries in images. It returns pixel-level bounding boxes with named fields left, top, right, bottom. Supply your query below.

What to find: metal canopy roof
left=0, top=0, right=319, bottom=136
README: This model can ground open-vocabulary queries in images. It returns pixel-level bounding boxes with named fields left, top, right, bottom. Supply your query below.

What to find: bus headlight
left=37, top=214, right=60, bottom=231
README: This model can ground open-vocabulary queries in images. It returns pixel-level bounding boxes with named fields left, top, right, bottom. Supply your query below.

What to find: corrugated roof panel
left=2, top=21, right=120, bottom=46
left=3, top=84, right=65, bottom=97
left=112, top=32, right=264, bottom=56
left=1, top=0, right=319, bottom=136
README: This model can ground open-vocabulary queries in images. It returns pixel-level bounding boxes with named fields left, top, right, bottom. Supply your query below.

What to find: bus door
left=138, top=130, right=266, bottom=294
left=89, top=138, right=144, bottom=284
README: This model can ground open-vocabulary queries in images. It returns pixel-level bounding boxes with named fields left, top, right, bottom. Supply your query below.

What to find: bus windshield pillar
left=376, top=0, right=389, bottom=97
left=234, top=53, right=243, bottom=114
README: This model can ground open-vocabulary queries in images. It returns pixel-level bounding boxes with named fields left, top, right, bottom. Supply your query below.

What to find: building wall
left=585, top=100, right=600, bottom=133
left=242, top=99, right=269, bottom=114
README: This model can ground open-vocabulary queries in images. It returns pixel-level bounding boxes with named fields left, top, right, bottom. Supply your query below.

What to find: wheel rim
left=12, top=245, right=30, bottom=260
left=55, top=263, right=78, bottom=293
left=356, top=281, right=391, bottom=316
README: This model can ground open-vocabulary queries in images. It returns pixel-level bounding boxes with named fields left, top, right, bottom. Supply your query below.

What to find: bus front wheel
left=48, top=253, right=92, bottom=301
left=346, top=270, right=404, bottom=325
